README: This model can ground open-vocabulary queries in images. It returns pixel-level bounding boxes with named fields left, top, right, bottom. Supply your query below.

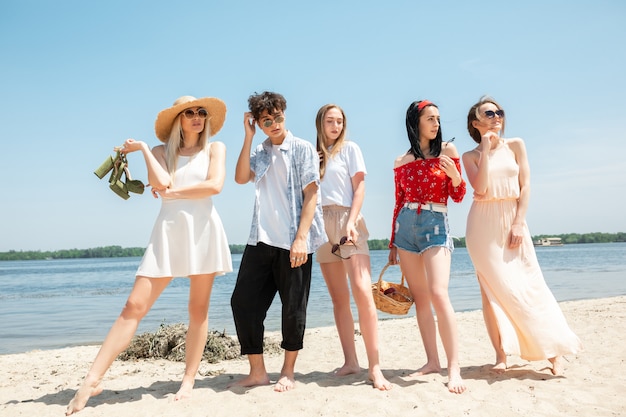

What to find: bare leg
left=274, top=350, right=298, bottom=392
left=175, top=274, right=216, bottom=401
left=398, top=249, right=441, bottom=376
left=422, top=248, right=466, bottom=394
left=344, top=254, right=391, bottom=390
left=66, top=276, right=172, bottom=415
left=227, top=354, right=271, bottom=388
left=479, top=282, right=507, bottom=373
left=320, top=261, right=360, bottom=376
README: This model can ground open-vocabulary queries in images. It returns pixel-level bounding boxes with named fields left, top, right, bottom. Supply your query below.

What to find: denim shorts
left=393, top=207, right=454, bottom=254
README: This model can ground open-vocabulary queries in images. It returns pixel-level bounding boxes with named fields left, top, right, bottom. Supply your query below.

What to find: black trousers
left=230, top=243, right=312, bottom=354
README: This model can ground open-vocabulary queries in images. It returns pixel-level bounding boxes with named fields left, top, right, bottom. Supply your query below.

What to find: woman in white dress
left=66, top=96, right=233, bottom=414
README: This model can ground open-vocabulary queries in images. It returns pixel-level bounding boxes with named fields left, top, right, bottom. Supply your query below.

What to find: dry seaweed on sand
left=118, top=322, right=282, bottom=363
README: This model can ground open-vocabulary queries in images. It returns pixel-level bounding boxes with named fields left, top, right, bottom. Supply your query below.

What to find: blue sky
left=1, top=1, right=625, bottom=252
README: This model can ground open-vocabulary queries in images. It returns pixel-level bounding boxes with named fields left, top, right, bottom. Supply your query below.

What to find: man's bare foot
left=447, top=370, right=466, bottom=394
left=274, top=374, right=296, bottom=392
left=174, top=377, right=195, bottom=401
left=549, top=356, right=564, bottom=376
left=333, top=362, right=361, bottom=377
left=65, top=378, right=103, bottom=415
left=407, top=362, right=441, bottom=377
left=369, top=367, right=392, bottom=391
left=227, top=373, right=271, bottom=389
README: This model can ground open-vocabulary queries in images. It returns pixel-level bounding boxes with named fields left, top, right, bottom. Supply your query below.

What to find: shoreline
left=1, top=296, right=625, bottom=416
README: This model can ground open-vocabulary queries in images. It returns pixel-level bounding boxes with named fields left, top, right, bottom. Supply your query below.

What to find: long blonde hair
left=316, top=104, right=347, bottom=179
left=163, top=112, right=211, bottom=175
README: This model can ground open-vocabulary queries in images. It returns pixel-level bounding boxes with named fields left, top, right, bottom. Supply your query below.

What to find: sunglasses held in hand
left=331, top=236, right=356, bottom=260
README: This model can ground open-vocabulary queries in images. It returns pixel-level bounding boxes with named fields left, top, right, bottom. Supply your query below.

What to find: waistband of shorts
left=322, top=204, right=351, bottom=212
left=403, top=202, right=448, bottom=213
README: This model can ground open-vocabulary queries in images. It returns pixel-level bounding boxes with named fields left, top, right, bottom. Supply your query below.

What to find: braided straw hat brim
left=154, top=96, right=226, bottom=142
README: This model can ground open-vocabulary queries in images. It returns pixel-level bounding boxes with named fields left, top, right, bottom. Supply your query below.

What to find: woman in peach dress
left=462, top=96, right=582, bottom=375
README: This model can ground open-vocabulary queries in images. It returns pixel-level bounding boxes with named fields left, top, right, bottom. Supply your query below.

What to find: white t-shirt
left=320, top=141, right=367, bottom=207
left=257, top=144, right=291, bottom=249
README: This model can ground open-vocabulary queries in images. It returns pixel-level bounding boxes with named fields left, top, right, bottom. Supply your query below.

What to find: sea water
left=1, top=243, right=625, bottom=355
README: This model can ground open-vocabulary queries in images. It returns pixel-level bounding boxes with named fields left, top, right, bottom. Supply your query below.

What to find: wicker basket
left=371, top=262, right=414, bottom=315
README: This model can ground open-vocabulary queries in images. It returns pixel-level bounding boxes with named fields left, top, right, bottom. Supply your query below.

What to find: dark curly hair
left=248, top=91, right=287, bottom=121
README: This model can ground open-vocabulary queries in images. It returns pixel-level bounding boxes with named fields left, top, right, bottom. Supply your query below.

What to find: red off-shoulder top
left=389, top=157, right=466, bottom=247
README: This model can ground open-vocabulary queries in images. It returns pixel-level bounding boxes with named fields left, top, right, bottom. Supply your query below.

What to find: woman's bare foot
left=369, top=367, right=392, bottom=391
left=65, top=377, right=103, bottom=415
left=491, top=362, right=507, bottom=373
left=549, top=356, right=564, bottom=376
left=174, top=376, right=195, bottom=401
left=491, top=352, right=507, bottom=374
left=227, top=373, right=271, bottom=389
left=447, top=367, right=466, bottom=394
left=407, top=362, right=441, bottom=377
left=333, top=362, right=361, bottom=377
left=274, top=374, right=296, bottom=392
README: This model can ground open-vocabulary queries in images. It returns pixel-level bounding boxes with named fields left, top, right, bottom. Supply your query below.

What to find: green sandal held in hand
left=94, top=149, right=145, bottom=200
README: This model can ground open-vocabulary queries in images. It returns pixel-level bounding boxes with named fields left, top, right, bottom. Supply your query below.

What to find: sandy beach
left=1, top=296, right=624, bottom=417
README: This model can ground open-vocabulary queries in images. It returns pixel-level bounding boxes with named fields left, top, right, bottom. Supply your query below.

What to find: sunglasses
left=484, top=109, right=504, bottom=119
left=331, top=236, right=356, bottom=259
left=261, top=115, right=285, bottom=128
left=182, top=108, right=208, bottom=119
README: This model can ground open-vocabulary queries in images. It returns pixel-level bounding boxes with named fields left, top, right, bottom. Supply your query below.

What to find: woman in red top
left=388, top=100, right=466, bottom=394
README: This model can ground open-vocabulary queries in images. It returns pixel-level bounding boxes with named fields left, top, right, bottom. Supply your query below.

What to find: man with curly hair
left=230, top=91, right=325, bottom=392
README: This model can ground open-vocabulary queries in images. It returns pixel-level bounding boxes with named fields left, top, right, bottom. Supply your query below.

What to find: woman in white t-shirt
left=315, top=104, right=391, bottom=390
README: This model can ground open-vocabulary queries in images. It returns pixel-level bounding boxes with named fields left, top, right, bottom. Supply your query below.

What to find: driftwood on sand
left=118, top=322, right=282, bottom=363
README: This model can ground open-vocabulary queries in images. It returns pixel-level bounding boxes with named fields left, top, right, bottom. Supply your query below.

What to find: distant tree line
left=1, top=232, right=624, bottom=261
left=0, top=245, right=146, bottom=261
left=450, top=232, right=626, bottom=248
left=532, top=232, right=626, bottom=244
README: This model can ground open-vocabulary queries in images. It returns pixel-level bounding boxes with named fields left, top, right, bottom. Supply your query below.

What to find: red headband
left=417, top=100, right=433, bottom=111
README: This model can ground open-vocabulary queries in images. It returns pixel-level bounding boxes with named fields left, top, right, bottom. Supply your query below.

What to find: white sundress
left=137, top=146, right=232, bottom=278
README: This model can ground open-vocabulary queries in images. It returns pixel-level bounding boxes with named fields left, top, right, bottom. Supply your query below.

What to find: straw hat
left=154, top=95, right=227, bottom=142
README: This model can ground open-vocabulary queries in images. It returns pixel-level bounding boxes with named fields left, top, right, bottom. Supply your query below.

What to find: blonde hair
left=163, top=112, right=211, bottom=175
left=316, top=104, right=347, bottom=179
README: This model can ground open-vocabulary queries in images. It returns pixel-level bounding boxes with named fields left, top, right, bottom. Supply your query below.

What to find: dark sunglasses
left=484, top=109, right=504, bottom=119
left=262, top=115, right=285, bottom=128
left=182, top=108, right=208, bottom=119
left=331, top=236, right=356, bottom=259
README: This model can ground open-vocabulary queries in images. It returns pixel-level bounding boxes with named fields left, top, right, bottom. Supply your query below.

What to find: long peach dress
left=465, top=141, right=581, bottom=360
